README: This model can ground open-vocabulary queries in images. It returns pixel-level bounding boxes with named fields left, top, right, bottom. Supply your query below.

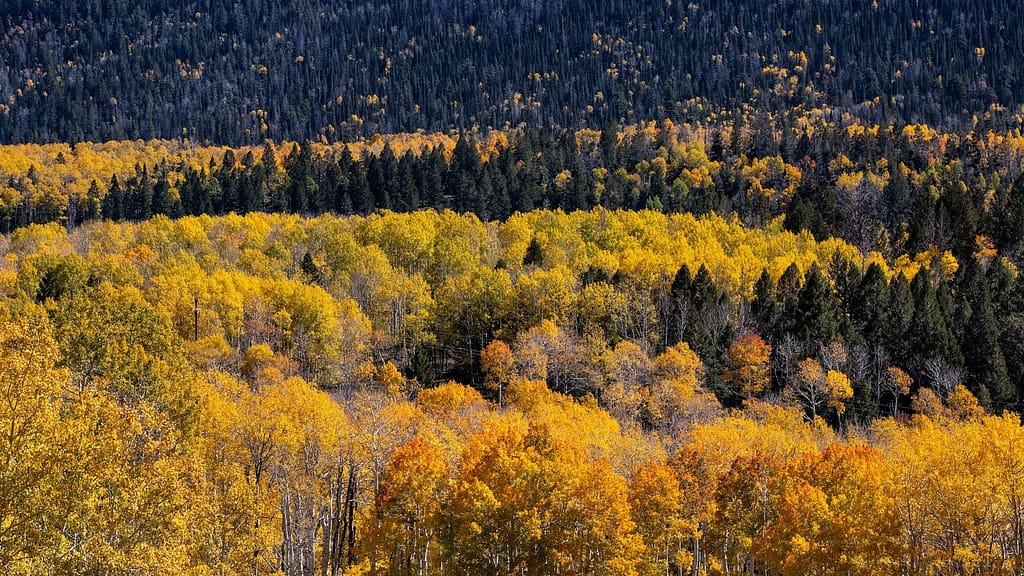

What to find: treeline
left=2, top=0, right=1023, bottom=143
left=5, top=212, right=1024, bottom=575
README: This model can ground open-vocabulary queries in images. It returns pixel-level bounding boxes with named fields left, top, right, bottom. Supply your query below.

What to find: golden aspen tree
left=0, top=310, right=69, bottom=573
left=725, top=333, right=773, bottom=398
left=365, top=434, right=449, bottom=576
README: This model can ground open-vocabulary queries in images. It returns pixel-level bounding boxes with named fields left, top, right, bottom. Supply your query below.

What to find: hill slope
left=2, top=0, right=1021, bottom=143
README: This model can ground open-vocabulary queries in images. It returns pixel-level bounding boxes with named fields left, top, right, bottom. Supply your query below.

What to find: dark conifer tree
left=394, top=152, right=419, bottom=212
left=908, top=270, right=961, bottom=369
left=884, top=272, right=915, bottom=365
left=101, top=174, right=125, bottom=221
left=776, top=262, right=803, bottom=336
left=958, top=260, right=1013, bottom=406
left=751, top=268, right=779, bottom=338
left=795, top=263, right=840, bottom=345
left=852, top=262, right=889, bottom=345
left=349, top=159, right=373, bottom=216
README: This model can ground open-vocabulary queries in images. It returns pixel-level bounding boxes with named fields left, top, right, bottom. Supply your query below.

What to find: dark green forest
left=1, top=0, right=1022, bottom=143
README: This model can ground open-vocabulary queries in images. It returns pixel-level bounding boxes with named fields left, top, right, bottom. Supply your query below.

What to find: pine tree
left=751, top=268, right=779, bottom=337
left=795, top=263, right=840, bottom=345
left=852, top=262, right=889, bottom=345
left=349, top=159, right=374, bottom=216
left=217, top=149, right=238, bottom=214
left=286, top=142, right=316, bottom=214
left=152, top=174, right=175, bottom=216
left=681, top=265, right=718, bottom=369
left=666, top=263, right=694, bottom=347
left=448, top=134, right=483, bottom=212
left=958, top=260, right=1013, bottom=407
left=777, top=262, right=803, bottom=336
left=333, top=147, right=355, bottom=214
left=908, top=270, right=961, bottom=369
left=394, top=152, right=419, bottom=212
left=884, top=273, right=915, bottom=365
left=82, top=180, right=102, bottom=222
left=101, top=174, right=125, bottom=221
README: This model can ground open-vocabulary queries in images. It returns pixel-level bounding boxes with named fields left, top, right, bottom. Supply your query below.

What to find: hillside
left=2, top=0, right=1022, bottom=143
left=8, top=2, right=1024, bottom=573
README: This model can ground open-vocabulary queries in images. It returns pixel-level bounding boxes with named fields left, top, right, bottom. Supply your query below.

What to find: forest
left=5, top=119, right=1024, bottom=410
left=6, top=0, right=1024, bottom=574
left=3, top=208, right=1024, bottom=576
left=1, top=0, right=1023, bottom=143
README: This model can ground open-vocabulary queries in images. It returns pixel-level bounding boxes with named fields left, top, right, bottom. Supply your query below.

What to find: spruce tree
left=908, top=271, right=961, bottom=369
left=795, top=263, right=840, bottom=345
left=958, top=260, right=1013, bottom=407
left=884, top=273, right=915, bottom=365
left=852, top=262, right=889, bottom=345
left=751, top=268, right=779, bottom=336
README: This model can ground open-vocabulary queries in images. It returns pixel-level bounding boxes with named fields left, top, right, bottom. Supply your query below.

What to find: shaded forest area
left=1, top=0, right=1023, bottom=143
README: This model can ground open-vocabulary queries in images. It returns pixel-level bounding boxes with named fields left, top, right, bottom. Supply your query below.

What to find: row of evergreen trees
left=663, top=256, right=1024, bottom=417
left=42, top=121, right=1023, bottom=268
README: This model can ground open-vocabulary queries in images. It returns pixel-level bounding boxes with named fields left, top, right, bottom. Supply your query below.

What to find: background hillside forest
left=1, top=0, right=1024, bottom=143
left=7, top=0, right=1024, bottom=574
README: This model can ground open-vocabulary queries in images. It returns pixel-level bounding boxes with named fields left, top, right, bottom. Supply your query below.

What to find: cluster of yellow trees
left=1, top=208, right=1020, bottom=575
left=4, top=303, right=1024, bottom=575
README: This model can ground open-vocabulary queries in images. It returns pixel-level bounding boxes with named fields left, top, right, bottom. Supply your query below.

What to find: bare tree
left=819, top=339, right=848, bottom=372
left=773, top=333, right=802, bottom=388
left=922, top=356, right=961, bottom=399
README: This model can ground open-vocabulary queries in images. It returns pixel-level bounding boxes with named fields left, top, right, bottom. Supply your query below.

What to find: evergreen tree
left=286, top=142, right=316, bottom=214
left=300, top=252, right=324, bottom=285
left=333, top=148, right=355, bottom=214
left=681, top=265, right=718, bottom=367
left=852, top=262, right=889, bottom=345
left=101, top=174, right=125, bottom=221
left=908, top=271, right=961, bottom=369
left=776, top=262, right=803, bottom=336
left=216, top=149, right=238, bottom=213
left=958, top=260, right=1013, bottom=406
left=829, top=252, right=861, bottom=339
left=522, top=237, right=544, bottom=267
left=394, top=152, right=419, bottom=212
left=349, top=159, right=374, bottom=216
left=82, top=180, right=102, bottom=222
left=884, top=273, right=915, bottom=365
left=794, top=264, right=840, bottom=345
left=152, top=174, right=174, bottom=216
left=448, top=135, right=482, bottom=213
left=751, top=268, right=779, bottom=337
